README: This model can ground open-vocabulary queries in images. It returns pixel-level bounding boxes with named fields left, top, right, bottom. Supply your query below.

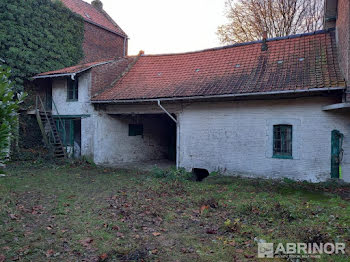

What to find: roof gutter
left=91, top=87, right=346, bottom=104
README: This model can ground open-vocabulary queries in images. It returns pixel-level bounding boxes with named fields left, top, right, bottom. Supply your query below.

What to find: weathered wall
left=52, top=72, right=95, bottom=157
left=82, top=22, right=126, bottom=63
left=178, top=97, right=350, bottom=182
left=93, top=114, right=170, bottom=164
left=336, top=0, right=350, bottom=86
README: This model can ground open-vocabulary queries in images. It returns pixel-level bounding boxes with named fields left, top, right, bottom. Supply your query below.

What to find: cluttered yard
left=0, top=161, right=350, bottom=261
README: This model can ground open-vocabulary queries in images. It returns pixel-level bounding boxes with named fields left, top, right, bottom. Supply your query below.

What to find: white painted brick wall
left=93, top=114, right=170, bottom=164
left=51, top=71, right=350, bottom=182
left=52, top=72, right=95, bottom=157
left=178, top=97, right=350, bottom=182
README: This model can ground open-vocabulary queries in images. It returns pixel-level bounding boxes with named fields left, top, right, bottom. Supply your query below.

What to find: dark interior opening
left=73, top=119, right=81, bottom=158
left=192, top=168, right=209, bottom=181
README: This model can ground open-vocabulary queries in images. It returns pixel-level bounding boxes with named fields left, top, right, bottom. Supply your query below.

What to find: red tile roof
left=34, top=60, right=112, bottom=78
left=93, top=30, right=346, bottom=102
left=61, top=0, right=126, bottom=37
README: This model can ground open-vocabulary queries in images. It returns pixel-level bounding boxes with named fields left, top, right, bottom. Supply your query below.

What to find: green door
left=331, top=130, right=344, bottom=178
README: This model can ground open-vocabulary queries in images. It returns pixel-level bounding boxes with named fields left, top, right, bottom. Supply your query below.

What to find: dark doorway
left=167, top=115, right=177, bottom=162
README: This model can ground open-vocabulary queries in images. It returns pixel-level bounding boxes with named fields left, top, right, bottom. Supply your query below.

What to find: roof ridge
left=142, top=29, right=335, bottom=58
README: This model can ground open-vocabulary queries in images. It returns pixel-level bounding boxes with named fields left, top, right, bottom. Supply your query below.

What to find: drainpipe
left=71, top=73, right=76, bottom=80
left=157, top=100, right=177, bottom=123
left=123, top=37, right=128, bottom=57
left=157, top=100, right=180, bottom=168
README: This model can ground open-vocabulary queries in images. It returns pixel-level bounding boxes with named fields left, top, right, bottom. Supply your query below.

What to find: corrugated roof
left=93, top=30, right=346, bottom=102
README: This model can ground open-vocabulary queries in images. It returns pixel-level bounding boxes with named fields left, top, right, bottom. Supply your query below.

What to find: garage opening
left=110, top=113, right=177, bottom=167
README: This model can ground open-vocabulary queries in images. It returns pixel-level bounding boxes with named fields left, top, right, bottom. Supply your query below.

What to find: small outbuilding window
left=67, top=78, right=78, bottom=101
left=129, top=124, right=143, bottom=136
left=273, top=125, right=292, bottom=159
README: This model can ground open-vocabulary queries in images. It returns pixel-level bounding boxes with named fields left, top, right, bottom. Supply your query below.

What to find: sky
left=86, top=0, right=229, bottom=55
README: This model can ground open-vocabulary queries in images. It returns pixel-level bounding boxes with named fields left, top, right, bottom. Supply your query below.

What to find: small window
left=273, top=125, right=292, bottom=159
left=67, top=78, right=78, bottom=101
left=129, top=124, right=143, bottom=136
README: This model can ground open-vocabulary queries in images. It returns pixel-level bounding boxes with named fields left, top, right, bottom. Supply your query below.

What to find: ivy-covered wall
left=0, top=0, right=84, bottom=91
left=0, top=0, right=85, bottom=155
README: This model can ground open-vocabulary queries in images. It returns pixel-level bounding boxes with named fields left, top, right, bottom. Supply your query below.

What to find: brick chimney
left=91, top=0, right=103, bottom=11
left=324, top=0, right=338, bottom=29
left=261, top=31, right=268, bottom=51
left=327, top=0, right=350, bottom=86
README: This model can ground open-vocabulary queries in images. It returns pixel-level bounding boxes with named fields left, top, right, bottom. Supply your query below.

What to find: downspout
left=157, top=100, right=177, bottom=123
left=123, top=37, right=128, bottom=57
left=157, top=100, right=180, bottom=168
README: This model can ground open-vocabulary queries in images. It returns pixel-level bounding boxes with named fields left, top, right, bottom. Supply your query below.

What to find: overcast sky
left=86, top=0, right=229, bottom=55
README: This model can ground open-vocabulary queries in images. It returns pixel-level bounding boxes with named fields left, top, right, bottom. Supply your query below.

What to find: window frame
left=67, top=77, right=79, bottom=102
left=273, top=124, right=293, bottom=159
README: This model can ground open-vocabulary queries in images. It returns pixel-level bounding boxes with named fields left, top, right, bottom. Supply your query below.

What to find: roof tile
left=94, top=31, right=345, bottom=101
left=61, top=0, right=126, bottom=36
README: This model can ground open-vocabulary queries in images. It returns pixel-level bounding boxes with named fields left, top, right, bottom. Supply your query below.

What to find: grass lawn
left=0, top=161, right=350, bottom=261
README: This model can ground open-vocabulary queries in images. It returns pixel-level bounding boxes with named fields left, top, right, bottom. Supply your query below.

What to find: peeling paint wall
left=93, top=114, right=171, bottom=164
left=52, top=72, right=95, bottom=157
left=51, top=71, right=350, bottom=182
left=178, top=97, right=350, bottom=182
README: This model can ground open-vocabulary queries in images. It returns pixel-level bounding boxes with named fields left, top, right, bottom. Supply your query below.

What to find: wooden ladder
left=35, top=96, right=66, bottom=159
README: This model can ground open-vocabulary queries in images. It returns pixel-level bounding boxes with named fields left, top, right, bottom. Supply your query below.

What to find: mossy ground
left=0, top=161, right=349, bottom=261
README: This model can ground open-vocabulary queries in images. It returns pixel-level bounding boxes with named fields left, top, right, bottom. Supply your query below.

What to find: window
left=67, top=78, right=78, bottom=101
left=273, top=125, right=292, bottom=159
left=129, top=124, right=143, bottom=136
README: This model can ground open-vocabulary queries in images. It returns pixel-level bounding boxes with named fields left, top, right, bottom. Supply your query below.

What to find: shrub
left=0, top=65, right=26, bottom=172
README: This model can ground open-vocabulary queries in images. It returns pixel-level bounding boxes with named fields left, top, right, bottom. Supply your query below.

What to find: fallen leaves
left=46, top=249, right=54, bottom=258
left=0, top=254, right=5, bottom=262
left=206, top=229, right=217, bottom=234
left=152, top=232, right=161, bottom=237
left=80, top=237, right=93, bottom=247
left=99, top=253, right=108, bottom=261
left=9, top=213, right=19, bottom=220
left=200, top=205, right=209, bottom=214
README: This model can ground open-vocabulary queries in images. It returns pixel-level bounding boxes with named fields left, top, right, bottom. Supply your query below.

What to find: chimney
left=324, top=0, right=338, bottom=29
left=138, top=50, right=145, bottom=56
left=91, top=0, right=103, bottom=11
left=332, top=0, right=350, bottom=85
left=261, top=31, right=268, bottom=51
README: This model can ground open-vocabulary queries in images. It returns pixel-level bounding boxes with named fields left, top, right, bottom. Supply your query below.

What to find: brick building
left=61, top=0, right=128, bottom=62
left=33, top=0, right=350, bottom=182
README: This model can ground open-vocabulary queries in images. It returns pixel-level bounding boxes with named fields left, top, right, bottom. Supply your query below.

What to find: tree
left=0, top=65, right=26, bottom=171
left=217, top=0, right=324, bottom=44
left=0, top=0, right=84, bottom=91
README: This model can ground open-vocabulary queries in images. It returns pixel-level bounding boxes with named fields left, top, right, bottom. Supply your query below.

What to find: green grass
left=0, top=161, right=349, bottom=261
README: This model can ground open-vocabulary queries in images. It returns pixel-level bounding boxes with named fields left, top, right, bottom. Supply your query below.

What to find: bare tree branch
left=217, top=0, right=324, bottom=44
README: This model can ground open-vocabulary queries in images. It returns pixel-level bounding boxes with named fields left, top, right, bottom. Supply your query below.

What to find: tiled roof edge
left=33, top=60, right=114, bottom=79
left=142, top=28, right=335, bottom=57
left=91, top=86, right=346, bottom=103
left=84, top=19, right=127, bottom=38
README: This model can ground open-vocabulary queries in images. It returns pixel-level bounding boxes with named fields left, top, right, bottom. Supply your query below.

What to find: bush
left=0, top=65, right=26, bottom=171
